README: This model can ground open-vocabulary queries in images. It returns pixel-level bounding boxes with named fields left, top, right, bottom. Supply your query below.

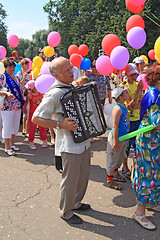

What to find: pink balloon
left=35, top=74, right=56, bottom=94
left=0, top=45, right=7, bottom=58
left=40, top=62, right=52, bottom=75
left=127, top=27, right=146, bottom=49
left=7, top=34, right=19, bottom=48
left=47, top=31, right=61, bottom=47
left=110, top=46, right=130, bottom=70
left=96, top=56, right=114, bottom=76
left=136, top=74, right=149, bottom=90
left=25, top=58, right=32, bottom=72
left=130, top=0, right=146, bottom=6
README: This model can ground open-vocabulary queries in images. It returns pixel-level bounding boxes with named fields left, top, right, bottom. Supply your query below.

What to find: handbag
left=0, top=74, right=8, bottom=108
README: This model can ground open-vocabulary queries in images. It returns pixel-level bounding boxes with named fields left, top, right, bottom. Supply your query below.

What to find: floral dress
left=132, top=88, right=160, bottom=206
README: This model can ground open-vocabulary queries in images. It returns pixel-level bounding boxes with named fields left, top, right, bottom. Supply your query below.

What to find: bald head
left=49, top=57, right=74, bottom=84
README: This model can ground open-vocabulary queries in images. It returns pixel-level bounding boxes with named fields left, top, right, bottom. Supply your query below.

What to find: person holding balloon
left=23, top=80, right=48, bottom=150
left=121, top=63, right=143, bottom=179
left=106, top=86, right=130, bottom=190
left=132, top=62, right=160, bottom=230
left=17, top=58, right=30, bottom=137
left=0, top=58, right=25, bottom=156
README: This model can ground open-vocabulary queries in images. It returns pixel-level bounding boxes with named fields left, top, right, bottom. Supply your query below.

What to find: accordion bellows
left=61, top=82, right=107, bottom=143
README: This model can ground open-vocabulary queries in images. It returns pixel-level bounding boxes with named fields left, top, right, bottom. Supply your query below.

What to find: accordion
left=60, top=82, right=107, bottom=143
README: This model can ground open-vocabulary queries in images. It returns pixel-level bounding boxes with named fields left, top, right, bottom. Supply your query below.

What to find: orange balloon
left=126, top=15, right=145, bottom=32
left=79, top=44, right=89, bottom=57
left=68, top=45, right=79, bottom=56
left=102, top=34, right=121, bottom=56
left=70, top=53, right=81, bottom=67
left=125, top=0, right=144, bottom=13
left=113, top=65, right=128, bottom=73
left=148, top=49, right=155, bottom=60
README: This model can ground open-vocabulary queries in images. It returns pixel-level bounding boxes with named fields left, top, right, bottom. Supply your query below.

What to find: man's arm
left=32, top=115, right=78, bottom=131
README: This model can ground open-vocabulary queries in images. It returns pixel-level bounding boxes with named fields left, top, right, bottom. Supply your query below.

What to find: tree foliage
left=43, top=0, right=160, bottom=61
left=0, top=3, right=8, bottom=49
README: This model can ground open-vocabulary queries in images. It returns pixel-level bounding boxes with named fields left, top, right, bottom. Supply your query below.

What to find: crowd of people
left=0, top=54, right=160, bottom=230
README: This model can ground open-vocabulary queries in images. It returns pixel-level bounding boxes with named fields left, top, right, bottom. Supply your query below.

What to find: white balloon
left=0, top=62, right=5, bottom=74
left=106, top=115, right=113, bottom=129
left=103, top=104, right=113, bottom=116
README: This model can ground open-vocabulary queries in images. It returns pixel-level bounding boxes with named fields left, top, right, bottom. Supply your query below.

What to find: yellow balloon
left=33, top=56, right=43, bottom=68
left=33, top=68, right=40, bottom=79
left=0, top=62, right=5, bottom=74
left=44, top=46, right=55, bottom=57
left=140, top=55, right=148, bottom=63
left=31, top=63, right=36, bottom=71
left=154, top=36, right=160, bottom=59
left=156, top=55, right=160, bottom=63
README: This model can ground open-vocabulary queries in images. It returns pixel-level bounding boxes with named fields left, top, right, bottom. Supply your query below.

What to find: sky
left=1, top=0, right=49, bottom=40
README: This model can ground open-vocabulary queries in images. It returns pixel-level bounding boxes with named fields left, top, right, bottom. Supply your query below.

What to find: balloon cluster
left=68, top=44, right=91, bottom=70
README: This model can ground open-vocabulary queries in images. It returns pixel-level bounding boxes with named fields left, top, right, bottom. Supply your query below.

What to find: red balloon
left=79, top=44, right=89, bottom=57
left=126, top=15, right=145, bottom=32
left=113, top=65, right=128, bottom=74
left=125, top=0, right=144, bottom=13
left=102, top=34, right=121, bottom=56
left=148, top=49, right=156, bottom=60
left=68, top=45, right=79, bottom=56
left=70, top=53, right=82, bottom=67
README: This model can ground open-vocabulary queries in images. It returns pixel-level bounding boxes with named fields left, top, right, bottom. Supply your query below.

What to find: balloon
left=136, top=74, right=149, bottom=90
left=70, top=53, right=81, bottom=67
left=113, top=65, right=128, bottom=74
left=127, top=27, right=146, bottom=49
left=33, top=68, right=40, bottom=79
left=14, top=62, right=22, bottom=75
left=0, top=62, right=5, bottom=74
left=140, top=55, right=148, bottom=63
left=79, top=44, right=89, bottom=57
left=126, top=15, right=145, bottom=32
left=47, top=31, right=61, bottom=47
left=129, top=0, right=146, bottom=6
left=25, top=58, right=32, bottom=72
left=31, top=63, right=36, bottom=71
left=96, top=56, right=114, bottom=76
left=0, top=52, right=2, bottom=60
left=35, top=74, right=56, bottom=94
left=154, top=36, right=160, bottom=60
left=110, top=46, right=130, bottom=70
left=33, top=56, right=43, bottom=68
left=7, top=34, right=19, bottom=48
left=68, top=45, right=79, bottom=56
left=148, top=49, right=155, bottom=60
left=80, top=58, right=92, bottom=70
left=40, top=62, right=52, bottom=75
left=102, top=34, right=121, bottom=56
left=125, top=0, right=144, bottom=13
left=106, top=115, right=113, bottom=129
left=103, top=104, right=113, bottom=116
left=0, top=46, right=7, bottom=59
left=44, top=46, right=55, bottom=57
left=119, top=124, right=155, bottom=141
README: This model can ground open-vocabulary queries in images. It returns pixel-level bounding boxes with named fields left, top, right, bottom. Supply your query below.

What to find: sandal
left=113, top=172, right=126, bottom=182
left=11, top=145, right=20, bottom=151
left=132, top=213, right=156, bottom=230
left=5, top=149, right=16, bottom=156
left=122, top=168, right=131, bottom=180
left=42, top=140, right=48, bottom=148
left=146, top=205, right=160, bottom=212
left=108, top=180, right=122, bottom=190
left=29, top=142, right=37, bottom=150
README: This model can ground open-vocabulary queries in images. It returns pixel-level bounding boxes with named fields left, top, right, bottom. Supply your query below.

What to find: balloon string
left=150, top=12, right=160, bottom=22
left=144, top=14, right=160, bottom=27
left=137, top=50, right=142, bottom=74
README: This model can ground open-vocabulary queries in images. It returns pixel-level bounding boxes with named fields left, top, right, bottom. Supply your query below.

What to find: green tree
left=0, top=3, right=8, bottom=49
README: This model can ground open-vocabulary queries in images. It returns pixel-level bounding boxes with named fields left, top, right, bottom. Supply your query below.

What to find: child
left=121, top=63, right=143, bottom=179
left=106, top=87, right=130, bottom=190
left=23, top=80, right=48, bottom=150
left=72, top=75, right=90, bottom=86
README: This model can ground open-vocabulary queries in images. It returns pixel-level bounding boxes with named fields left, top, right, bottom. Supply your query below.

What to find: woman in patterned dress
left=132, top=62, right=160, bottom=230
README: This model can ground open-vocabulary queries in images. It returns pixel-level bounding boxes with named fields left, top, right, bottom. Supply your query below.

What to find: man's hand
left=60, top=118, right=78, bottom=131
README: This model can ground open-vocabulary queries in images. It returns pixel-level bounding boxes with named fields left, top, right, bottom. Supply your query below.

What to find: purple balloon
left=96, top=55, right=114, bottom=75
left=110, top=46, right=130, bottom=70
left=127, top=27, right=146, bottom=50
left=40, top=62, right=52, bottom=75
left=35, top=74, right=56, bottom=94
left=0, top=51, right=2, bottom=60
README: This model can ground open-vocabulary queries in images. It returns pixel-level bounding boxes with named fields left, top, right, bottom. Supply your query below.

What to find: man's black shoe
left=74, top=203, right=91, bottom=211
left=62, top=214, right=83, bottom=224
